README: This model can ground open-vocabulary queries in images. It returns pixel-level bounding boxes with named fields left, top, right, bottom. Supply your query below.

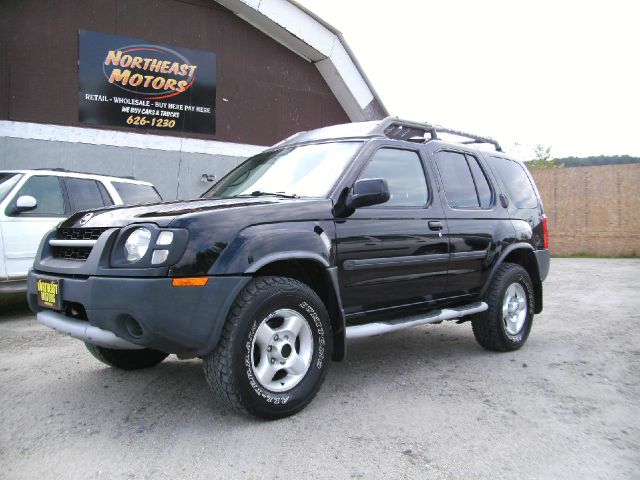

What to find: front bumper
left=27, top=270, right=250, bottom=357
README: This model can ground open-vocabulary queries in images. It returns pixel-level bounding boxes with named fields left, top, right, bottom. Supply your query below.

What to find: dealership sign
left=79, top=30, right=216, bottom=134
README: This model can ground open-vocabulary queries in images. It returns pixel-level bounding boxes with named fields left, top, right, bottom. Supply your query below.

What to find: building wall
left=0, top=0, right=349, bottom=146
left=530, top=164, right=640, bottom=257
left=0, top=0, right=354, bottom=199
left=0, top=122, right=265, bottom=200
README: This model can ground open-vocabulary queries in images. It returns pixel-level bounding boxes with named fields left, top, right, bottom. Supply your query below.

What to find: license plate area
left=36, top=277, right=62, bottom=311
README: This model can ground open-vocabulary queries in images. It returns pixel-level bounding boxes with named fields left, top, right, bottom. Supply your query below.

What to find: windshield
left=0, top=173, right=22, bottom=204
left=203, top=142, right=363, bottom=198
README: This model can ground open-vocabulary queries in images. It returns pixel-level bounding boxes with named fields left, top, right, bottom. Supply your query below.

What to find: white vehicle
left=0, top=169, right=162, bottom=294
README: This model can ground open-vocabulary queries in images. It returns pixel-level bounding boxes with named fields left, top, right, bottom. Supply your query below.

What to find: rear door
left=429, top=145, right=509, bottom=297
left=336, top=142, right=450, bottom=318
left=63, top=177, right=113, bottom=212
left=1, top=175, right=68, bottom=279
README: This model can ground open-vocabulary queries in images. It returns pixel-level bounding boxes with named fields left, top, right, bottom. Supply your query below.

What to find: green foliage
left=524, top=146, right=640, bottom=170
left=524, top=145, right=564, bottom=169
left=556, top=155, right=640, bottom=168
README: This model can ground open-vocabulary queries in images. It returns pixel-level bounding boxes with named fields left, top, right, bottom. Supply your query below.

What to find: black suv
left=27, top=118, right=550, bottom=419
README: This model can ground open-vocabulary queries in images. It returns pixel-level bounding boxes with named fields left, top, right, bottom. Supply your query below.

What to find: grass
left=551, top=253, right=638, bottom=259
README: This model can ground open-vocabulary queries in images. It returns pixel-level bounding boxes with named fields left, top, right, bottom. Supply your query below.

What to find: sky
left=297, top=0, right=640, bottom=159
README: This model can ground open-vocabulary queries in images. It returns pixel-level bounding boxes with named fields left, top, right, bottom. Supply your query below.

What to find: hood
left=60, top=196, right=331, bottom=229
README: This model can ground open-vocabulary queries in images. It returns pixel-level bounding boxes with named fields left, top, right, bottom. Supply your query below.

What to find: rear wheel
left=472, top=263, right=534, bottom=351
left=203, top=276, right=332, bottom=419
left=85, top=343, right=169, bottom=370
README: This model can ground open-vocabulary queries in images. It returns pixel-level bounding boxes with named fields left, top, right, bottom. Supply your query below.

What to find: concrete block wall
left=529, top=164, right=640, bottom=257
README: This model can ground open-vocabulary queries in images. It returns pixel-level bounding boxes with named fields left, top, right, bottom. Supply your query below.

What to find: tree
left=525, top=145, right=564, bottom=169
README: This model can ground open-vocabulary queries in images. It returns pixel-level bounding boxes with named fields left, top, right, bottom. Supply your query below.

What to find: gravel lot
left=0, top=258, right=638, bottom=479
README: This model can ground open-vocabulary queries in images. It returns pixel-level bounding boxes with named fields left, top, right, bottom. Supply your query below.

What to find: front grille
left=51, top=227, right=109, bottom=261
left=58, top=228, right=108, bottom=241
left=52, top=246, right=93, bottom=260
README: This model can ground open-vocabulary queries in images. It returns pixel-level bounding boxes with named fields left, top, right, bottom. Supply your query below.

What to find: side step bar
left=345, top=302, right=488, bottom=339
left=37, top=310, right=144, bottom=350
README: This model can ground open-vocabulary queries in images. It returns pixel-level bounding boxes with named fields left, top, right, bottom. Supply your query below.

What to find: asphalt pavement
left=0, top=258, right=638, bottom=479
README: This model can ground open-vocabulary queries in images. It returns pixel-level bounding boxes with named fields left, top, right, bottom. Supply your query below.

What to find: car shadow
left=0, top=292, right=31, bottom=320
left=54, top=324, right=487, bottom=426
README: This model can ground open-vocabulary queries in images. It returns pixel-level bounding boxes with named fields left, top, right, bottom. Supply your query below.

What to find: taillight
left=541, top=214, right=549, bottom=249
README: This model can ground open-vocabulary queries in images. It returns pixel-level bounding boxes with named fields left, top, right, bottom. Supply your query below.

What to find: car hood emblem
left=79, top=212, right=94, bottom=226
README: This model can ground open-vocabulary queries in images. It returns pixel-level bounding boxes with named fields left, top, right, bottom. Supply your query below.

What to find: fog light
left=157, top=231, right=174, bottom=246
left=151, top=249, right=169, bottom=264
left=124, top=316, right=143, bottom=338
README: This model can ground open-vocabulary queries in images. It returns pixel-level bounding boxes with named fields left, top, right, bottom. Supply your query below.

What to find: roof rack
left=374, top=117, right=502, bottom=152
left=33, top=168, right=137, bottom=180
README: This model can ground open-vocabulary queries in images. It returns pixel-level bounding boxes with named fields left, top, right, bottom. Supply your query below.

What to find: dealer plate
left=36, top=277, right=62, bottom=311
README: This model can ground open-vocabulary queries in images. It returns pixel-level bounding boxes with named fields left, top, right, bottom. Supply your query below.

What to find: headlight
left=124, top=227, right=151, bottom=262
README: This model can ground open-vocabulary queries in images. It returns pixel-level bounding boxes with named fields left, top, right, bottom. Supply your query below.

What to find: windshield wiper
left=233, top=191, right=298, bottom=199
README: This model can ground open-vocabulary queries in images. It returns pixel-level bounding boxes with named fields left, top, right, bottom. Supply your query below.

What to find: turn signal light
left=172, top=277, right=209, bottom=287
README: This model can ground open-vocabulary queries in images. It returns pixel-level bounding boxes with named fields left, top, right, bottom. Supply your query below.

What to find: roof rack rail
left=32, top=168, right=138, bottom=181
left=374, top=117, right=502, bottom=152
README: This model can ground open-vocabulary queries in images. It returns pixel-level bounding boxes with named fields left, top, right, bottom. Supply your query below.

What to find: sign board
left=79, top=30, right=217, bottom=134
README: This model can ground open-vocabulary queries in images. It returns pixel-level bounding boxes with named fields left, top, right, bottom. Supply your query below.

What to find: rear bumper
left=27, top=270, right=250, bottom=357
left=534, top=249, right=551, bottom=282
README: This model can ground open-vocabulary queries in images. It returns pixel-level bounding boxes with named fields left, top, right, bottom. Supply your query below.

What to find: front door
left=336, top=145, right=449, bottom=319
left=1, top=175, right=68, bottom=279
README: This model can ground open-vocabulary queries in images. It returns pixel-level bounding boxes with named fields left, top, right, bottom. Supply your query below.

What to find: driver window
left=358, top=148, right=429, bottom=207
left=13, top=176, right=65, bottom=216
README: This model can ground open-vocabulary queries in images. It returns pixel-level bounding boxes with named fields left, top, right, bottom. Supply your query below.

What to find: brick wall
left=529, top=164, right=640, bottom=256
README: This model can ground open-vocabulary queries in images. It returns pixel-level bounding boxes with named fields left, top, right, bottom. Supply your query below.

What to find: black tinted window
left=487, top=157, right=538, bottom=208
left=65, top=178, right=107, bottom=212
left=435, top=151, right=479, bottom=208
left=467, top=155, right=493, bottom=208
left=14, top=176, right=65, bottom=215
left=359, top=148, right=428, bottom=207
left=113, top=182, right=162, bottom=205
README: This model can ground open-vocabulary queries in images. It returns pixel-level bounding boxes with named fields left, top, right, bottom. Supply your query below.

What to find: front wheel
left=203, top=276, right=332, bottom=419
left=472, top=263, right=534, bottom=351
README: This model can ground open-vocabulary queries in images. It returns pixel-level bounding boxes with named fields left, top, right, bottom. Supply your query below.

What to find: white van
left=0, top=170, right=162, bottom=294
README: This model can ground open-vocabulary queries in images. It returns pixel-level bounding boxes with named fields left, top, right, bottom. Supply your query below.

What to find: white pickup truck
left=0, top=169, right=162, bottom=294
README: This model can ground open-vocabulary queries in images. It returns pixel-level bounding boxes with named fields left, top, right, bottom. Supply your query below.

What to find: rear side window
left=487, top=157, right=538, bottom=208
left=359, top=148, right=428, bottom=207
left=435, top=151, right=493, bottom=209
left=64, top=178, right=110, bottom=212
left=12, top=175, right=65, bottom=216
left=113, top=182, right=162, bottom=205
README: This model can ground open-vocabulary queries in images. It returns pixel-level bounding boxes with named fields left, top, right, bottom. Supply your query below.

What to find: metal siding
left=1, top=0, right=349, bottom=145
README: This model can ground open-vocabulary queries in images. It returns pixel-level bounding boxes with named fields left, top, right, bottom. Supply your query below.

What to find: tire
left=472, top=263, right=534, bottom=352
left=85, top=343, right=169, bottom=370
left=203, top=276, right=332, bottom=419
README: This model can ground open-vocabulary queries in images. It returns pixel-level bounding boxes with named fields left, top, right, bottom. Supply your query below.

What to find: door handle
left=428, top=221, right=444, bottom=231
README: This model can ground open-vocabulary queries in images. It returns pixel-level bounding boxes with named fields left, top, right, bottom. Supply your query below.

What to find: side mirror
left=346, top=178, right=390, bottom=210
left=15, top=195, right=37, bottom=213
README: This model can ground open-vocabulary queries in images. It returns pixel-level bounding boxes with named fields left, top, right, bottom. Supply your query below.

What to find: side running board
left=345, top=302, right=488, bottom=339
